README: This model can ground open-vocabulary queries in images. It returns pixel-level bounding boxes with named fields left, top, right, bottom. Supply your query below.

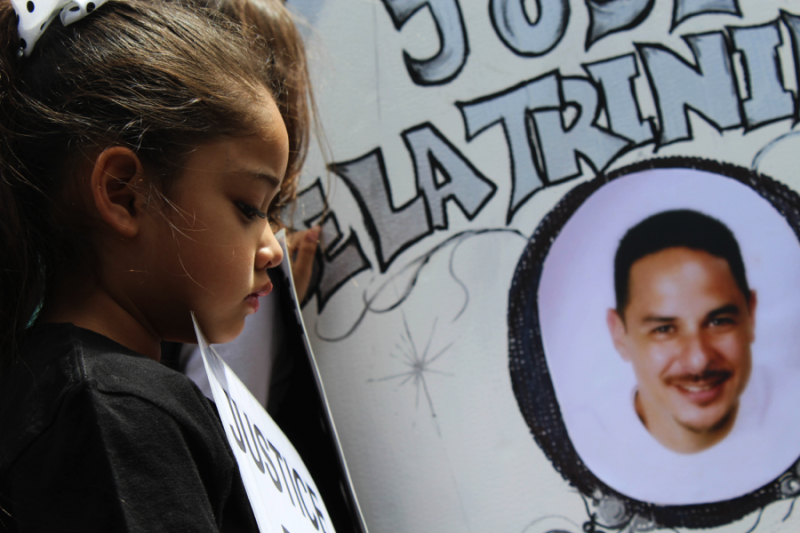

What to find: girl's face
left=137, top=95, right=289, bottom=344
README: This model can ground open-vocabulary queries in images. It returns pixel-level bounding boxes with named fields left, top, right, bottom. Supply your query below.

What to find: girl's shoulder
left=0, top=323, right=256, bottom=532
left=0, top=323, right=222, bottom=475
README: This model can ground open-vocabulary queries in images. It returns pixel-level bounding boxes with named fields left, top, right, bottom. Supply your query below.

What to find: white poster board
left=193, top=314, right=336, bottom=533
left=288, top=0, right=800, bottom=532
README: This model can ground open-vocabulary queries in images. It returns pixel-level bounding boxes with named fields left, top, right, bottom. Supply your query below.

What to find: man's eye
left=235, top=201, right=267, bottom=221
left=652, top=325, right=674, bottom=335
left=709, top=317, right=735, bottom=327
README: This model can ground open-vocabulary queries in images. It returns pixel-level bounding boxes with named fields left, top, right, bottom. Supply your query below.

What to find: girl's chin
left=200, top=318, right=246, bottom=345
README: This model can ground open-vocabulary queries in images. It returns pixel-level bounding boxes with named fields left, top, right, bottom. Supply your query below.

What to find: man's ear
left=607, top=308, right=631, bottom=362
left=91, top=147, right=145, bottom=239
left=748, top=290, right=757, bottom=316
left=748, top=289, right=757, bottom=342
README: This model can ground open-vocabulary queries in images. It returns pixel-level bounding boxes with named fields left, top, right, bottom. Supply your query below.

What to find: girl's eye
left=235, top=200, right=267, bottom=221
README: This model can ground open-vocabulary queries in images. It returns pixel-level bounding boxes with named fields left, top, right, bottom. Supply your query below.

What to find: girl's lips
left=252, top=280, right=273, bottom=298
left=244, top=281, right=273, bottom=313
left=244, top=294, right=260, bottom=313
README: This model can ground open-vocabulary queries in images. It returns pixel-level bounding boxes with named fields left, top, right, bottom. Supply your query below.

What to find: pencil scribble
left=368, top=313, right=453, bottom=436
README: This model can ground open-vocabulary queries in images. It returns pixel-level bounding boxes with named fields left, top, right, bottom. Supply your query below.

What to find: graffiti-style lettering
left=331, top=149, right=432, bottom=272
left=381, top=0, right=469, bottom=85
left=458, top=73, right=560, bottom=223
left=317, top=218, right=372, bottom=312
left=637, top=32, right=741, bottom=146
left=402, top=122, right=496, bottom=230
left=532, top=77, right=630, bottom=182
left=489, top=0, right=569, bottom=57
left=730, top=21, right=795, bottom=129
left=782, top=11, right=800, bottom=114
left=585, top=0, right=654, bottom=49
left=672, top=0, right=742, bottom=30
left=292, top=178, right=327, bottom=228
left=308, top=9, right=800, bottom=314
left=294, top=181, right=373, bottom=313
left=584, top=54, right=654, bottom=144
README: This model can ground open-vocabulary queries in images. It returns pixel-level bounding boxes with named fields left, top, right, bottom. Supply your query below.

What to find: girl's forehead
left=251, top=94, right=288, bottom=144
left=233, top=88, right=285, bottom=149
left=179, top=102, right=289, bottom=184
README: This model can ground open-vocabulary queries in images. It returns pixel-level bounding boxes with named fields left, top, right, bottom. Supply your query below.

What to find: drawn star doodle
left=368, top=313, right=453, bottom=435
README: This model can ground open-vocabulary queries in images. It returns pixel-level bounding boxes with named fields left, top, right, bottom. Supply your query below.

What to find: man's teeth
left=679, top=382, right=718, bottom=392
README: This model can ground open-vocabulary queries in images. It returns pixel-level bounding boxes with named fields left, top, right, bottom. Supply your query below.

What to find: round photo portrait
left=508, top=158, right=800, bottom=528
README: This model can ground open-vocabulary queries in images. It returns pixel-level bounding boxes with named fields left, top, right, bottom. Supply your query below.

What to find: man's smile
left=608, top=214, right=757, bottom=453
left=668, top=370, right=732, bottom=405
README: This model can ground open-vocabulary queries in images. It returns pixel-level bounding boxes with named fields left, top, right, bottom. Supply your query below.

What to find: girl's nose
left=256, top=227, right=283, bottom=270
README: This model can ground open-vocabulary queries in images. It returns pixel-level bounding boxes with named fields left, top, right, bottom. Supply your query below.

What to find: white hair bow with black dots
left=11, top=0, right=109, bottom=56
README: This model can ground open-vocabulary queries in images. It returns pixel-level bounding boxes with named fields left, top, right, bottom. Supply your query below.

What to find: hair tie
left=11, top=0, right=109, bottom=57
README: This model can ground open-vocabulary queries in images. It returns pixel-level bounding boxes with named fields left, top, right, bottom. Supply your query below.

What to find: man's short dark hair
left=614, top=210, right=750, bottom=316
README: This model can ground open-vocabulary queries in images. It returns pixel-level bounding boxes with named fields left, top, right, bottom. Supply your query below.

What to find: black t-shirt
left=0, top=323, right=258, bottom=532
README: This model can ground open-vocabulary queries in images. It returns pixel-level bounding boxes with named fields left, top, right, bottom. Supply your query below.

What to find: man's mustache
left=666, top=369, right=732, bottom=385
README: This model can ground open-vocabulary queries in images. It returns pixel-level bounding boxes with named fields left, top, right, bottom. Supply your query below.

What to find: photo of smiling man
left=606, top=210, right=756, bottom=454
left=525, top=164, right=800, bottom=506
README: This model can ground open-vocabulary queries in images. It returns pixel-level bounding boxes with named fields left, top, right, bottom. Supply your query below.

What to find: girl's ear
left=91, top=147, right=146, bottom=239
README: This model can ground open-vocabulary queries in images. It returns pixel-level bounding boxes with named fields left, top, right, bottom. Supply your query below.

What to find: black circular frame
left=508, top=157, right=800, bottom=530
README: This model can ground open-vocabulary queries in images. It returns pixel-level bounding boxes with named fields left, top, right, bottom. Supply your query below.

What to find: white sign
left=193, top=314, right=336, bottom=533
left=290, top=0, right=800, bottom=531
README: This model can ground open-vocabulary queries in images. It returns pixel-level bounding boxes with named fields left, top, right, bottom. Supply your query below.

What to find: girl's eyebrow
left=233, top=170, right=283, bottom=187
left=256, top=172, right=282, bottom=187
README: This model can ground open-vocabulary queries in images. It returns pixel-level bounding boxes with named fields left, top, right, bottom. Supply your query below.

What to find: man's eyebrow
left=707, top=304, right=741, bottom=319
left=641, top=315, right=677, bottom=323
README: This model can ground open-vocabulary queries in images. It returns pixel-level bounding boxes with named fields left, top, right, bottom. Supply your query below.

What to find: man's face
left=607, top=247, right=756, bottom=448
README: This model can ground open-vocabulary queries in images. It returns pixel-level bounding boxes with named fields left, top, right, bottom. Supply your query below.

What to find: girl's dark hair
left=203, top=0, right=313, bottom=216
left=0, top=0, right=286, bottom=373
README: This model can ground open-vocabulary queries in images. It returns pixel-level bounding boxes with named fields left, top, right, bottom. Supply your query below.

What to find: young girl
left=176, top=0, right=321, bottom=408
left=0, top=0, right=304, bottom=529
